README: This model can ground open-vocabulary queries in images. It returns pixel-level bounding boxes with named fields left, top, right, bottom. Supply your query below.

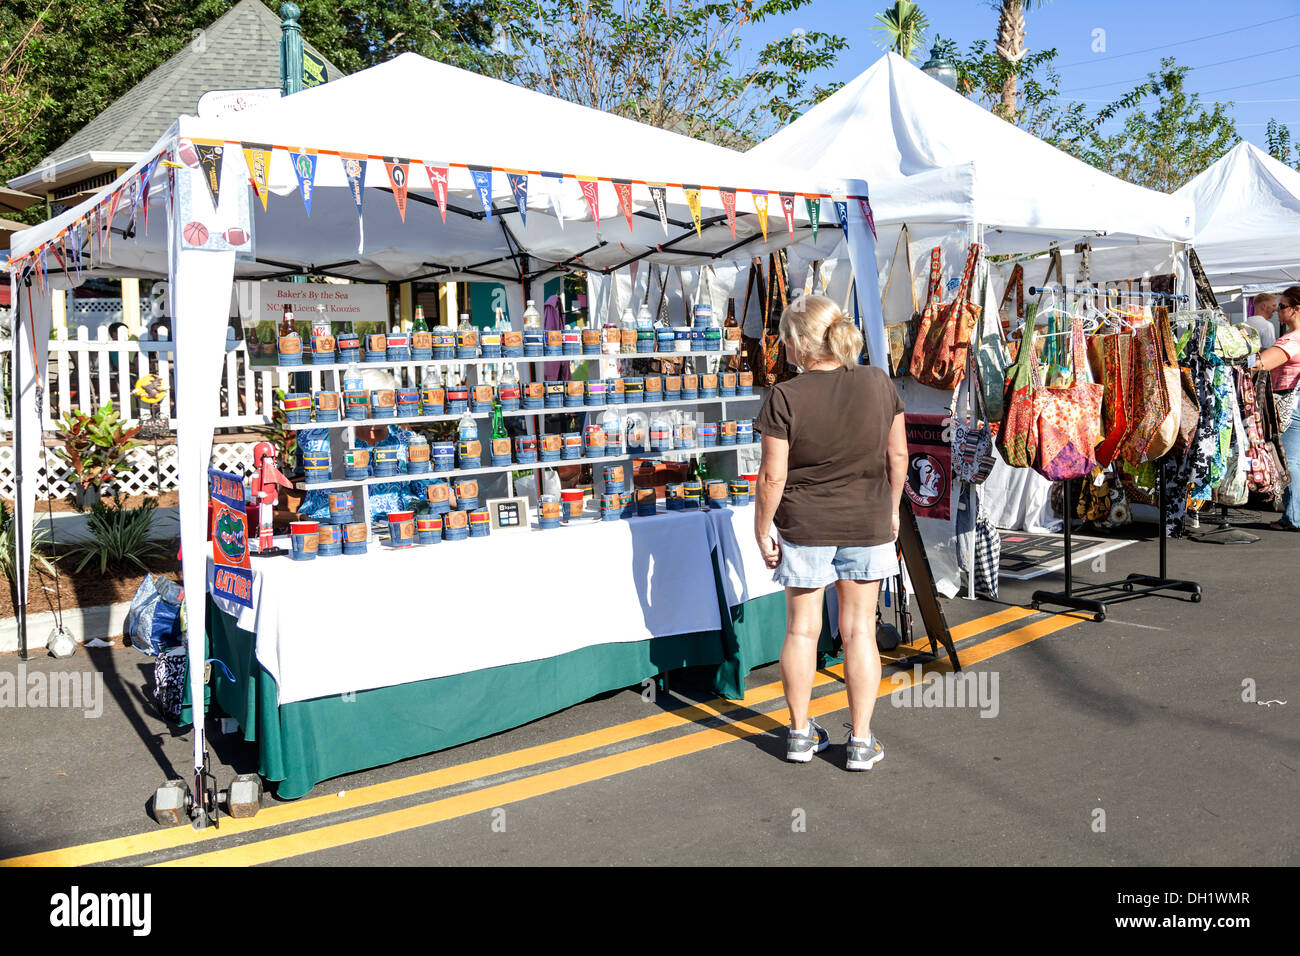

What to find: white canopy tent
left=8, top=53, right=882, bottom=821
left=1174, top=141, right=1300, bottom=295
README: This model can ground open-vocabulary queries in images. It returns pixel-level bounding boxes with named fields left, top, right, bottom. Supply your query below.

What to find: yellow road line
left=157, top=610, right=1081, bottom=868
left=0, top=606, right=1034, bottom=868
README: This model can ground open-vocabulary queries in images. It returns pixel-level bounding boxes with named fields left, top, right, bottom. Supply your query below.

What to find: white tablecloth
left=702, top=504, right=784, bottom=609
left=209, top=508, right=724, bottom=703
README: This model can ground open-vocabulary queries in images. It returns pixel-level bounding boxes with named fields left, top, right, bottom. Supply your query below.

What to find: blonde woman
left=754, top=294, right=908, bottom=770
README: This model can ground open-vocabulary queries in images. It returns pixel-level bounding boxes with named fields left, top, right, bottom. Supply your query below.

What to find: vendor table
left=202, top=503, right=836, bottom=798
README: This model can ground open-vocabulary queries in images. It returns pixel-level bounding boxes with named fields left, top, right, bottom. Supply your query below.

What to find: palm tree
left=874, top=1, right=930, bottom=62
left=993, top=0, right=1052, bottom=118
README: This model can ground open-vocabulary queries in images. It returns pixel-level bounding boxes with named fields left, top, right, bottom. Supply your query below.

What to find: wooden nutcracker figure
left=250, top=441, right=292, bottom=555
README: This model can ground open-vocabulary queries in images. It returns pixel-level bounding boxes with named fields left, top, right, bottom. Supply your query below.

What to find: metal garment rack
left=1025, top=287, right=1201, bottom=622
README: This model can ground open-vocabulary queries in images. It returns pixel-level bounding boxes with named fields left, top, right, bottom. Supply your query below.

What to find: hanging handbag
left=1030, top=316, right=1104, bottom=482
left=909, top=243, right=981, bottom=390
left=977, top=271, right=1009, bottom=420
left=953, top=340, right=996, bottom=483
left=996, top=303, right=1041, bottom=469
left=999, top=263, right=1025, bottom=335
left=1094, top=333, right=1133, bottom=468
left=1118, top=308, right=1180, bottom=463
left=879, top=226, right=919, bottom=377
left=1216, top=380, right=1250, bottom=506
left=1275, top=387, right=1296, bottom=434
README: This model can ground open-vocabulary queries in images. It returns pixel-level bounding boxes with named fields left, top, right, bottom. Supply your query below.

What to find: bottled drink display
left=412, top=305, right=429, bottom=332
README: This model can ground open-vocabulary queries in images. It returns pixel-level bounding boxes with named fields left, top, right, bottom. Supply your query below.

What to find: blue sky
left=742, top=0, right=1300, bottom=150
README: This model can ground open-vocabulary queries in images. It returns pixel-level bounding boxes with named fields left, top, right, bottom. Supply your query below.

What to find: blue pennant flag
left=834, top=199, right=850, bottom=241
left=290, top=150, right=318, bottom=216
left=470, top=166, right=494, bottom=222
left=507, top=172, right=528, bottom=226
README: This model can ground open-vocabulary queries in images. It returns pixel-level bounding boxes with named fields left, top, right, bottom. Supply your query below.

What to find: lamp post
left=280, top=2, right=303, bottom=97
left=921, top=41, right=958, bottom=91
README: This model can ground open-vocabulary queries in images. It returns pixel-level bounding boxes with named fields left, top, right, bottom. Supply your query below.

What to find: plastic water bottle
left=342, top=363, right=365, bottom=393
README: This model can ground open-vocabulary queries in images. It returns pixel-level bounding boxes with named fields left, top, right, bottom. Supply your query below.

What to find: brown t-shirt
left=755, top=364, right=904, bottom=546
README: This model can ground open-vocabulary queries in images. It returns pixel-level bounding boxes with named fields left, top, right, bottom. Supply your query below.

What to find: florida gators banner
left=425, top=163, right=449, bottom=223
left=612, top=179, right=634, bottom=233
left=290, top=149, right=317, bottom=215
left=507, top=171, right=529, bottom=225
left=384, top=157, right=410, bottom=222
left=470, top=166, right=494, bottom=221
left=720, top=187, right=738, bottom=238
left=209, top=468, right=254, bottom=609
left=779, top=192, right=797, bottom=240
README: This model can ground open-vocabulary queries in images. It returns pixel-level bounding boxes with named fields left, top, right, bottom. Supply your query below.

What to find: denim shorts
left=773, top=539, right=900, bottom=588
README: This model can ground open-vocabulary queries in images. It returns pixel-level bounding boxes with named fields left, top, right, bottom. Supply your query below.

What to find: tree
left=488, top=1, right=847, bottom=149
left=0, top=0, right=55, bottom=171
left=873, top=1, right=929, bottom=62
left=943, top=36, right=1061, bottom=136
left=1265, top=118, right=1300, bottom=171
left=990, top=0, right=1051, bottom=120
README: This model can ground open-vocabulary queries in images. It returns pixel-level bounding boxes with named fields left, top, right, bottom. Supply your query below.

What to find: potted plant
left=53, top=405, right=143, bottom=510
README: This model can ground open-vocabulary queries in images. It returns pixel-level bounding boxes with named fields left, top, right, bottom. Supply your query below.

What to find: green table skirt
left=196, top=557, right=834, bottom=799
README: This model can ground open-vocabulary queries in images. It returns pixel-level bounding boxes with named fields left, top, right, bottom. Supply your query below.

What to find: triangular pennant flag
left=683, top=186, right=703, bottom=237
left=611, top=179, right=635, bottom=234
left=833, top=193, right=850, bottom=241
left=425, top=163, right=449, bottom=223
left=104, top=188, right=122, bottom=256
left=290, top=149, right=318, bottom=215
left=578, top=177, right=601, bottom=230
left=139, top=155, right=161, bottom=237
left=648, top=184, right=669, bottom=235
left=751, top=190, right=769, bottom=242
left=805, top=196, right=821, bottom=242
left=342, top=154, right=367, bottom=252
left=383, top=157, right=410, bottom=222
left=124, top=179, right=140, bottom=235
left=242, top=142, right=273, bottom=212
left=194, top=142, right=224, bottom=210
left=719, top=188, right=738, bottom=239
left=470, top=166, right=494, bottom=221
left=859, top=197, right=877, bottom=240
left=541, top=171, right=565, bottom=227
left=779, top=192, right=797, bottom=240
left=507, top=171, right=529, bottom=226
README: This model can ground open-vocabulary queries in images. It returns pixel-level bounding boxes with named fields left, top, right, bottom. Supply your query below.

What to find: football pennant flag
left=578, top=177, right=601, bottom=230
left=290, top=149, right=318, bottom=215
left=425, top=163, right=449, bottom=223
left=859, top=197, right=877, bottom=239
left=384, top=157, right=410, bottom=222
left=470, top=166, right=494, bottom=221
left=648, top=184, right=670, bottom=235
left=805, top=196, right=821, bottom=242
left=779, top=192, right=797, bottom=240
left=139, top=155, right=161, bottom=236
left=507, top=171, right=529, bottom=226
left=242, top=142, right=272, bottom=211
left=833, top=193, right=850, bottom=241
left=719, top=188, right=738, bottom=239
left=541, top=171, right=566, bottom=227
left=751, top=190, right=770, bottom=242
left=342, top=154, right=367, bottom=252
left=209, top=468, right=254, bottom=610
left=194, top=142, right=224, bottom=210
left=612, top=179, right=635, bottom=234
left=683, top=185, right=702, bottom=237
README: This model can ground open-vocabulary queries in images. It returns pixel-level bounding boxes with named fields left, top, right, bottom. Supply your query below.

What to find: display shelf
left=269, top=350, right=743, bottom=374
left=285, top=393, right=762, bottom=431
left=291, top=442, right=761, bottom=490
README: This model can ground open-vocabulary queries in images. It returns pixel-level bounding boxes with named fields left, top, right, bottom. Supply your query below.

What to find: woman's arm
left=886, top=412, right=908, bottom=539
left=1256, top=344, right=1292, bottom=373
left=755, top=434, right=789, bottom=569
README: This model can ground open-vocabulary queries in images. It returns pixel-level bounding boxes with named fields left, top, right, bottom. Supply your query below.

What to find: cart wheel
left=1093, top=613, right=1105, bottom=623
left=1030, top=601, right=1040, bottom=611
left=1190, top=592, right=1202, bottom=603
left=1121, top=582, right=1133, bottom=592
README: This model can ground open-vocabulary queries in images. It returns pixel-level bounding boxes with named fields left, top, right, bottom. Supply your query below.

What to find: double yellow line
left=3, top=605, right=1074, bottom=867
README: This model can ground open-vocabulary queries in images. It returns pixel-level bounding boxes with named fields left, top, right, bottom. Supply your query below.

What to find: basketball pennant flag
left=194, top=142, right=224, bottom=210
left=242, top=143, right=273, bottom=211
left=507, top=171, right=529, bottom=225
left=683, top=185, right=702, bottom=237
left=648, top=184, right=669, bottom=235
left=833, top=193, right=850, bottom=241
left=805, top=196, right=821, bottom=242
left=578, top=177, right=601, bottom=230
left=291, top=149, right=317, bottom=215
left=859, top=197, right=877, bottom=239
left=540, top=171, right=565, bottom=227
left=425, top=163, right=449, bottom=223
left=612, top=179, right=635, bottom=233
left=719, top=188, right=738, bottom=239
left=779, top=192, right=797, bottom=240
left=383, top=157, right=410, bottom=221
left=342, top=154, right=367, bottom=252
left=209, top=468, right=254, bottom=610
left=470, top=166, right=494, bottom=221
left=751, top=190, right=770, bottom=241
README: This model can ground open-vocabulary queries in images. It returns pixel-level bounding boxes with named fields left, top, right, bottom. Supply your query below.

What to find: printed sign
left=236, top=280, right=387, bottom=365
left=302, top=50, right=328, bottom=88
left=209, top=468, right=254, bottom=609
left=904, top=414, right=952, bottom=521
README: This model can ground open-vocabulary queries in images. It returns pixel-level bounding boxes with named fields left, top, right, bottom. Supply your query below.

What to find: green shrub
left=0, top=501, right=56, bottom=600
left=66, top=498, right=169, bottom=576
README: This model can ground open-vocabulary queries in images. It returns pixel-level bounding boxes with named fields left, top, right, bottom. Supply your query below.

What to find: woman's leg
left=1282, top=415, right=1300, bottom=527
left=836, top=578, right=883, bottom=740
left=780, top=586, right=824, bottom=731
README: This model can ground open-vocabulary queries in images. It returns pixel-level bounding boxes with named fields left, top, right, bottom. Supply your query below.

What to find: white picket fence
left=0, top=441, right=258, bottom=501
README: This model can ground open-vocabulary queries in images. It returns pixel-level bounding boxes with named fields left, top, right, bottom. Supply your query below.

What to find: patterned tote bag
left=910, top=243, right=982, bottom=390
left=1031, top=316, right=1104, bottom=482
left=996, top=304, right=1041, bottom=469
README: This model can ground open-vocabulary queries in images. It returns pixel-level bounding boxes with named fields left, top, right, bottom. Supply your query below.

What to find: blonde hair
left=778, top=293, right=864, bottom=369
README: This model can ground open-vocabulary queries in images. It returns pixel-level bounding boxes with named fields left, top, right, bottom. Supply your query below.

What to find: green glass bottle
left=412, top=305, right=429, bottom=333
left=491, top=392, right=508, bottom=442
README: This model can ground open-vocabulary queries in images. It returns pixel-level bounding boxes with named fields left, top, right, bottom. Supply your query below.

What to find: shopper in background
left=754, top=294, right=908, bottom=771
left=1247, top=293, right=1278, bottom=349
left=1254, top=286, right=1300, bottom=530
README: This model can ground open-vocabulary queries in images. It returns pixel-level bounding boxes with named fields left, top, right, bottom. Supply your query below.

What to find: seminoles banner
left=751, top=190, right=769, bottom=241
left=648, top=184, right=669, bottom=235
left=208, top=468, right=254, bottom=610
left=578, top=177, right=601, bottom=230
left=384, top=157, right=410, bottom=221
left=779, top=192, right=797, bottom=240
left=507, top=171, right=529, bottom=226
left=719, top=187, right=738, bottom=238
left=612, top=179, right=635, bottom=234
left=425, top=163, right=449, bottom=223
left=242, top=142, right=273, bottom=211
left=470, top=165, right=494, bottom=221
left=290, top=149, right=317, bottom=216
left=805, top=196, right=821, bottom=243
left=684, top=185, right=702, bottom=237
left=904, top=414, right=952, bottom=522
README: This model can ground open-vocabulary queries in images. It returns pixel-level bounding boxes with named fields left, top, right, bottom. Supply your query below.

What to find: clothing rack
left=1028, top=285, right=1190, bottom=303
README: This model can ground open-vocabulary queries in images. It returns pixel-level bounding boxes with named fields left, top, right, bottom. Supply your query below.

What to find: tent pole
left=14, top=273, right=28, bottom=660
